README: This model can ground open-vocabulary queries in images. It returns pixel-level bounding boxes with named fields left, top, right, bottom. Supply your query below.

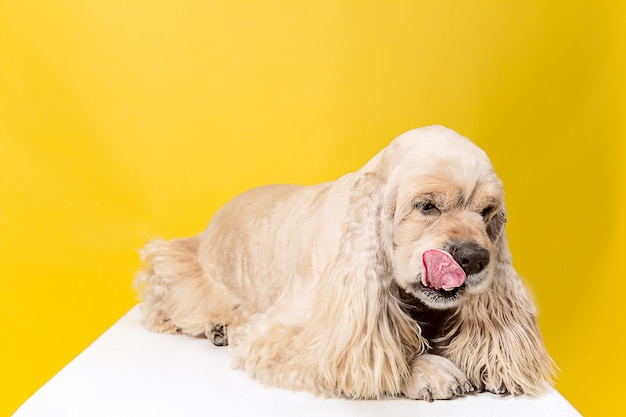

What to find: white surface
left=15, top=307, right=581, bottom=417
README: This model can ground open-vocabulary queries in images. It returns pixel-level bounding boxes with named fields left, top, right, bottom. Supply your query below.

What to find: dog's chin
left=407, top=271, right=490, bottom=310
left=410, top=282, right=466, bottom=310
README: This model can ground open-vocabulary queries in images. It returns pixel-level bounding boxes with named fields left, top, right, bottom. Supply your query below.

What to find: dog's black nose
left=450, top=243, right=490, bottom=275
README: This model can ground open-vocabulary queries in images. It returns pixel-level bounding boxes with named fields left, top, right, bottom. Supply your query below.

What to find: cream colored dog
left=135, top=125, right=555, bottom=401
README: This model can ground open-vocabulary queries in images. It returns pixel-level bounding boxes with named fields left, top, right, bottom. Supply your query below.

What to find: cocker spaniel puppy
left=136, top=125, right=555, bottom=401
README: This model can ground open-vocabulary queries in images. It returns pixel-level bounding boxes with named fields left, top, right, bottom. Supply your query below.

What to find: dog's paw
left=210, top=324, right=228, bottom=346
left=143, top=312, right=183, bottom=335
left=476, top=379, right=523, bottom=396
left=401, top=353, right=473, bottom=401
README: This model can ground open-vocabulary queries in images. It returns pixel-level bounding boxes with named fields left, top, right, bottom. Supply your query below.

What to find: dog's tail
left=134, top=236, right=210, bottom=336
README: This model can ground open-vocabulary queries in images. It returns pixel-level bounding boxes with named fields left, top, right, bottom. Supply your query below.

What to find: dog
left=135, top=125, right=555, bottom=401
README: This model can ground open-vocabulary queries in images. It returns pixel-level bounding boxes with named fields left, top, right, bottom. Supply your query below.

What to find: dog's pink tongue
left=422, top=249, right=466, bottom=291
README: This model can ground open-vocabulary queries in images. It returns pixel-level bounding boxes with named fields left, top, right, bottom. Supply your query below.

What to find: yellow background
left=1, top=1, right=624, bottom=415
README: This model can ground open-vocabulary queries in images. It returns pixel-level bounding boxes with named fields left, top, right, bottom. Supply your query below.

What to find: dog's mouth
left=413, top=249, right=467, bottom=308
left=415, top=279, right=465, bottom=304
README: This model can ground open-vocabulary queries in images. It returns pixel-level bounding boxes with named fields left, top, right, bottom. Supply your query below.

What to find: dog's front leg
left=401, top=353, right=474, bottom=401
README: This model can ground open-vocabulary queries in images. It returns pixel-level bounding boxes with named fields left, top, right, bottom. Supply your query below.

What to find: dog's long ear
left=300, top=172, right=426, bottom=399
left=436, top=220, right=557, bottom=394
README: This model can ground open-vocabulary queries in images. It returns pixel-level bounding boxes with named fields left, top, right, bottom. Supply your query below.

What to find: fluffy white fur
left=135, top=125, right=556, bottom=400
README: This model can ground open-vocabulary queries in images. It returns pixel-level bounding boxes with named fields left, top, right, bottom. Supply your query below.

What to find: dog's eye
left=480, top=205, right=495, bottom=219
left=417, top=201, right=440, bottom=215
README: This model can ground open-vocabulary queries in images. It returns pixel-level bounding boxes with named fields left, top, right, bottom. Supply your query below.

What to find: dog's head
left=366, top=126, right=507, bottom=309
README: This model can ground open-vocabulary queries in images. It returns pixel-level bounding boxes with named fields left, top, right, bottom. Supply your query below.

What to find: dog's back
left=136, top=178, right=350, bottom=339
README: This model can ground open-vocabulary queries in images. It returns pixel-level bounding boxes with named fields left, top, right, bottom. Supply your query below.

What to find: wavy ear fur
left=435, top=226, right=557, bottom=394
left=300, top=172, right=427, bottom=399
